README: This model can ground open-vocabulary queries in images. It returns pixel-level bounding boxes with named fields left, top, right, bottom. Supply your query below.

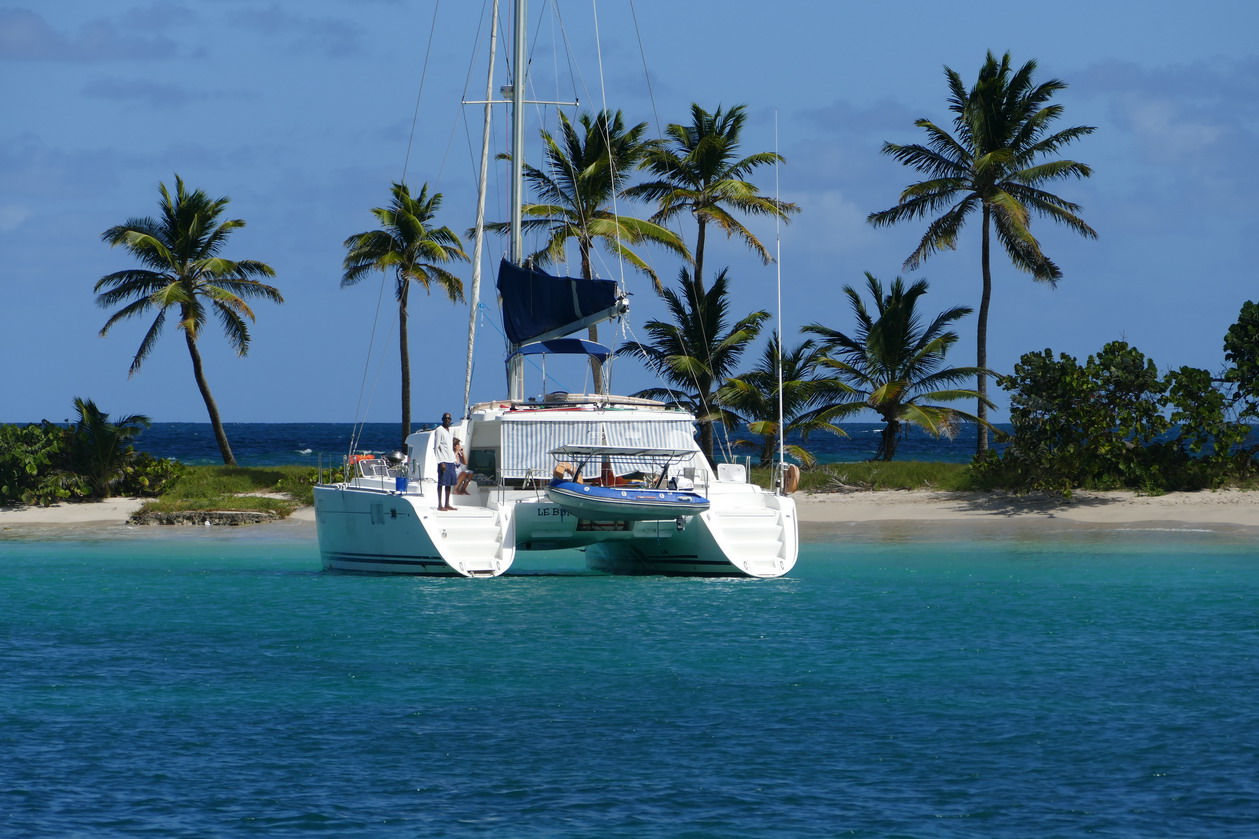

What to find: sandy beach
left=4, top=489, right=1258, bottom=535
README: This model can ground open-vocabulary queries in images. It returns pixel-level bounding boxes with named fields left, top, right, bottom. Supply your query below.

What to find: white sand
left=0, top=497, right=148, bottom=526
left=4, top=489, right=1258, bottom=533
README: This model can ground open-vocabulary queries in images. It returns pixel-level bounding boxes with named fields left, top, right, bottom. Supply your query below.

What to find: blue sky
left=3, top=0, right=1257, bottom=424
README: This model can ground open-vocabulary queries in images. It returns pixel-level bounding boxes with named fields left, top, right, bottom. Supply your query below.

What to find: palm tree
left=491, top=109, right=687, bottom=391
left=628, top=103, right=799, bottom=293
left=618, top=268, right=769, bottom=465
left=804, top=274, right=991, bottom=461
left=58, top=397, right=151, bottom=499
left=717, top=339, right=852, bottom=467
left=96, top=175, right=282, bottom=466
left=342, top=182, right=468, bottom=448
left=867, top=51, right=1096, bottom=453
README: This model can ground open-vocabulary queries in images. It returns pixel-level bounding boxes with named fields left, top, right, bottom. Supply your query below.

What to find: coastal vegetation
left=868, top=51, right=1097, bottom=453
left=0, top=399, right=178, bottom=506
left=974, top=318, right=1259, bottom=495
left=718, top=339, right=851, bottom=467
left=341, top=182, right=469, bottom=449
left=618, top=268, right=769, bottom=465
left=133, top=464, right=329, bottom=519
left=625, top=103, right=798, bottom=292
left=96, top=175, right=283, bottom=466
left=804, top=274, right=989, bottom=461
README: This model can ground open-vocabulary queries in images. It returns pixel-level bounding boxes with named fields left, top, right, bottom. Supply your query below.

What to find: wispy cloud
left=1079, top=57, right=1259, bottom=163
left=224, top=4, right=367, bottom=58
left=81, top=78, right=225, bottom=109
left=0, top=9, right=179, bottom=62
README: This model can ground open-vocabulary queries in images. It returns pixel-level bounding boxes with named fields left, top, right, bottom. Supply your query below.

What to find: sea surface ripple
left=2, top=530, right=1256, bottom=837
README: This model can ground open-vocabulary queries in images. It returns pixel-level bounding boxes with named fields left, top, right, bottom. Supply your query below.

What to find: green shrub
left=973, top=340, right=1257, bottom=495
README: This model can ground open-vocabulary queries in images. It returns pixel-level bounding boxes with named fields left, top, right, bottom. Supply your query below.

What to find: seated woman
left=453, top=438, right=475, bottom=495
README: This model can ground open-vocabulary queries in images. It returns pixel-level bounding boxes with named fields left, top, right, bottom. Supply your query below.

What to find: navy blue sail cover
left=497, top=259, right=621, bottom=345
left=508, top=338, right=612, bottom=362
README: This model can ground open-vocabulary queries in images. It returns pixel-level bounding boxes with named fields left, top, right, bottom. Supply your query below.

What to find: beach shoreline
left=4, top=489, right=1258, bottom=539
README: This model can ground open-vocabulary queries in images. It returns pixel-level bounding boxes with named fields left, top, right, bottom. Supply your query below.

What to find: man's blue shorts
left=438, top=462, right=458, bottom=486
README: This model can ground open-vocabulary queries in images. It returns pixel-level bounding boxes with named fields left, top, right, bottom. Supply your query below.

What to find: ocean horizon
left=8, top=420, right=1252, bottom=469
left=2, top=420, right=1007, bottom=467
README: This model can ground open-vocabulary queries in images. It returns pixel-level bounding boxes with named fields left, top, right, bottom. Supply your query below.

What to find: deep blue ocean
left=121, top=421, right=1000, bottom=466
left=2, top=526, right=1257, bottom=837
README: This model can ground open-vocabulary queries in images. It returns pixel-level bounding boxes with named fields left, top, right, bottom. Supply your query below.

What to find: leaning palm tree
left=618, top=268, right=769, bottom=465
left=96, top=175, right=282, bottom=466
left=490, top=110, right=687, bottom=391
left=717, top=339, right=853, bottom=467
left=868, top=51, right=1096, bottom=453
left=805, top=274, right=991, bottom=461
left=627, top=103, right=799, bottom=293
left=342, top=182, right=468, bottom=448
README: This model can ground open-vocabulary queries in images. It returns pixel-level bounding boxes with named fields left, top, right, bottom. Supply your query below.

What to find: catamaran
left=313, top=1, right=799, bottom=577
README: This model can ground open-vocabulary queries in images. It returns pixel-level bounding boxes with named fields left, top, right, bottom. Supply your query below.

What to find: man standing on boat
left=433, top=412, right=457, bottom=511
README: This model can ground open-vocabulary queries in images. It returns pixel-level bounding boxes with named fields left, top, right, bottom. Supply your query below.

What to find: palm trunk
left=877, top=418, right=900, bottom=461
left=699, top=415, right=715, bottom=468
left=694, top=217, right=708, bottom=296
left=580, top=241, right=604, bottom=393
left=184, top=329, right=236, bottom=466
left=976, top=207, right=992, bottom=454
left=399, top=279, right=411, bottom=450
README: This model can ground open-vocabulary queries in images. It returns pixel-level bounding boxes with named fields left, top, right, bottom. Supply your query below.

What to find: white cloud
left=1116, top=96, right=1225, bottom=162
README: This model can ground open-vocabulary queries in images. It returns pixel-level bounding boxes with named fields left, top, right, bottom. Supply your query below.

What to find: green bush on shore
left=138, top=464, right=338, bottom=517
left=0, top=414, right=180, bottom=506
left=752, top=461, right=972, bottom=493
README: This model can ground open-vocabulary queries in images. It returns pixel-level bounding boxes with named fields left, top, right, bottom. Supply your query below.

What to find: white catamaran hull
left=314, top=484, right=515, bottom=577
left=315, top=466, right=797, bottom=579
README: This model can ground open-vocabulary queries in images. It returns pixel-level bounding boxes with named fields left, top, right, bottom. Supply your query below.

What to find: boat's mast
left=506, top=0, right=527, bottom=401
left=774, top=111, right=787, bottom=494
left=510, top=0, right=526, bottom=267
left=463, top=0, right=500, bottom=418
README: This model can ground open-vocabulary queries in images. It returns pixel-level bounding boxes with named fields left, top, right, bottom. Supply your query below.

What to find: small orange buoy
left=783, top=464, right=800, bottom=494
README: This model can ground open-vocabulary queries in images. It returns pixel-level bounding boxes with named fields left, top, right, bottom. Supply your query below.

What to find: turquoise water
left=2, top=526, right=1256, bottom=837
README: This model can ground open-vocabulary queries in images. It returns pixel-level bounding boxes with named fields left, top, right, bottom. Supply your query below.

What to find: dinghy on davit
left=545, top=445, right=711, bottom=522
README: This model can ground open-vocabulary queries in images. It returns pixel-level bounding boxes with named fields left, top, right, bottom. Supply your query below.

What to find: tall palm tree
left=342, top=182, right=468, bottom=448
left=805, top=274, right=991, bottom=461
left=868, top=51, right=1096, bottom=453
left=491, top=109, right=687, bottom=391
left=618, top=268, right=769, bottom=465
left=628, top=103, right=799, bottom=293
left=96, top=175, right=282, bottom=466
left=717, top=339, right=852, bottom=467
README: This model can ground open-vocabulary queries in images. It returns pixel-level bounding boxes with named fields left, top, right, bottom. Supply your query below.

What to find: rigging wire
left=400, top=1, right=444, bottom=185
left=628, top=0, right=663, bottom=139
left=349, top=0, right=442, bottom=460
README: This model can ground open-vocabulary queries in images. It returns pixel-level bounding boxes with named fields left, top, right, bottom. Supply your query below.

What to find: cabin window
left=468, top=448, right=497, bottom=479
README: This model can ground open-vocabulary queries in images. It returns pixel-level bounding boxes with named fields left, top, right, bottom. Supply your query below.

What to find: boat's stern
left=314, top=484, right=514, bottom=577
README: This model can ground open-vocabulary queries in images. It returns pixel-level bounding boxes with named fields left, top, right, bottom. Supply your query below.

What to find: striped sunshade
left=500, top=416, right=697, bottom=479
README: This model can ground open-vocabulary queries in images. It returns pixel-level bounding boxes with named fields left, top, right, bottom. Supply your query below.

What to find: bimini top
left=550, top=445, right=699, bottom=461
left=507, top=338, right=612, bottom=362
left=497, top=258, right=626, bottom=345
